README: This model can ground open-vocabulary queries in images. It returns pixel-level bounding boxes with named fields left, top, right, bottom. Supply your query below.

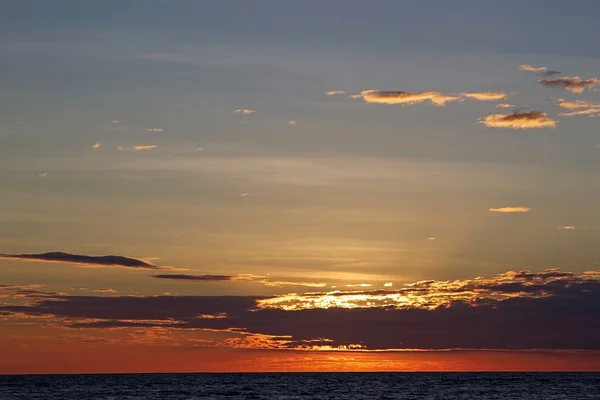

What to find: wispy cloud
left=150, top=274, right=326, bottom=288
left=110, top=120, right=120, bottom=124
left=133, top=145, right=158, bottom=151
left=118, top=145, right=158, bottom=151
left=556, top=99, right=600, bottom=117
left=353, top=90, right=463, bottom=107
left=288, top=120, right=297, bottom=126
left=517, top=64, right=560, bottom=76
left=353, top=90, right=514, bottom=107
left=0, top=251, right=174, bottom=270
left=479, top=111, right=557, bottom=129
left=496, top=104, right=514, bottom=108
left=234, top=109, right=256, bottom=115
left=93, top=288, right=118, bottom=294
left=150, top=274, right=234, bottom=281
left=92, top=143, right=100, bottom=150
left=38, top=173, right=48, bottom=178
left=488, top=207, right=531, bottom=213
left=560, top=226, right=577, bottom=231
left=538, top=76, right=600, bottom=94
left=463, top=92, right=509, bottom=101
left=325, top=90, right=346, bottom=96
left=144, top=128, right=163, bottom=132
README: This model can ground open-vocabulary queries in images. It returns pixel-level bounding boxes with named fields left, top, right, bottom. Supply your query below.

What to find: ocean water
left=1, top=373, right=599, bottom=399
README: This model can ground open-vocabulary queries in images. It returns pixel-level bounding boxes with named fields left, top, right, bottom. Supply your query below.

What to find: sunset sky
left=2, top=0, right=600, bottom=373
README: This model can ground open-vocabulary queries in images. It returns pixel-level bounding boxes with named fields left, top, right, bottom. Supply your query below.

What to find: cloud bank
left=2, top=269, right=599, bottom=351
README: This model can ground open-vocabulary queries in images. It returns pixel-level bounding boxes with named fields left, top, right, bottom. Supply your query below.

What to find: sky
left=1, top=0, right=600, bottom=373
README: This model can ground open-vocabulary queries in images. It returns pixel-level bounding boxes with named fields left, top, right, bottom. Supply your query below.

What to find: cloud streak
left=353, top=90, right=463, bottom=107
left=150, top=274, right=234, bottom=281
left=463, top=92, right=508, bottom=101
left=353, top=90, right=513, bottom=107
left=479, top=112, right=557, bottom=129
left=151, top=274, right=326, bottom=288
left=0, top=251, right=172, bottom=270
left=538, top=76, right=600, bottom=94
left=488, top=207, right=531, bottom=213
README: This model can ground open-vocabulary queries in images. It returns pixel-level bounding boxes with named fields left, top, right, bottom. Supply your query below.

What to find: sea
left=1, top=373, right=599, bottom=399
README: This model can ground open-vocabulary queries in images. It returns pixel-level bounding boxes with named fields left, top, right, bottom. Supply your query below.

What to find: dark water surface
left=1, top=373, right=599, bottom=399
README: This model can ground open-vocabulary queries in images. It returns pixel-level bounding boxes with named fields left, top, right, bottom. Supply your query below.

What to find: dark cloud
left=2, top=269, right=599, bottom=351
left=150, top=274, right=234, bottom=281
left=0, top=251, right=171, bottom=270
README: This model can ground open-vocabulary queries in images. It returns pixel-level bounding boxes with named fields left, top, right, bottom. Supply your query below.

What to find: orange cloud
left=354, top=90, right=462, bottom=106
left=517, top=64, right=560, bottom=76
left=463, top=92, right=508, bottom=101
left=538, top=76, right=600, bottom=94
left=488, top=207, right=531, bottom=213
left=556, top=99, right=600, bottom=117
left=479, top=111, right=557, bottom=129
left=132, top=145, right=158, bottom=151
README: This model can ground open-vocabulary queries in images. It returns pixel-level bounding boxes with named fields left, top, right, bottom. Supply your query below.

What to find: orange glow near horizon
left=1, top=339, right=600, bottom=374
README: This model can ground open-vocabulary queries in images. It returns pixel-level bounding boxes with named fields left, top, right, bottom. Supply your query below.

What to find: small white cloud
left=38, top=172, right=48, bottom=178
left=346, top=283, right=372, bottom=287
left=489, top=207, right=531, bottom=213
left=427, top=237, right=435, bottom=240
left=196, top=148, right=203, bottom=151
left=144, top=128, right=163, bottom=132
left=288, top=120, right=297, bottom=126
left=496, top=104, right=514, bottom=108
left=92, top=143, right=100, bottom=150
left=383, top=282, right=393, bottom=287
left=240, top=193, right=249, bottom=197
left=326, top=90, right=346, bottom=96
left=234, top=109, right=256, bottom=115
left=116, top=146, right=125, bottom=151
left=111, top=120, right=120, bottom=123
